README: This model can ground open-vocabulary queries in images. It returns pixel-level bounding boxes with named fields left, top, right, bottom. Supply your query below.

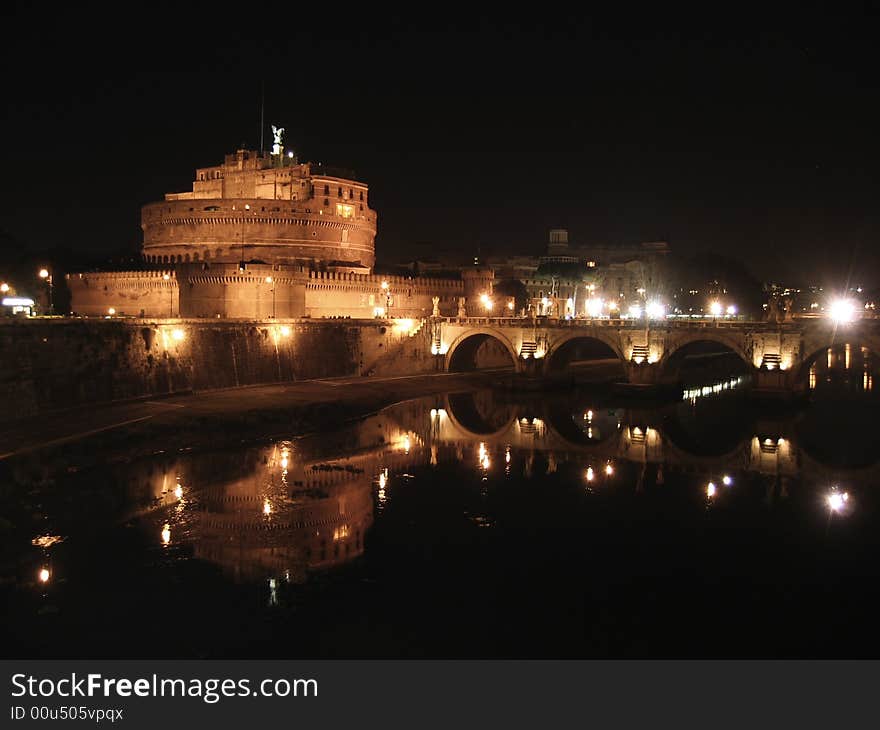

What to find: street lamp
left=709, top=300, right=722, bottom=320
left=381, top=280, right=391, bottom=316
left=39, top=268, right=53, bottom=315
left=265, top=276, right=275, bottom=318
left=163, top=273, right=173, bottom=317
left=0, top=283, right=8, bottom=294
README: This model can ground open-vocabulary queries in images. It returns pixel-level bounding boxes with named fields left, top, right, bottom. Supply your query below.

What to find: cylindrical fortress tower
left=141, top=149, right=377, bottom=270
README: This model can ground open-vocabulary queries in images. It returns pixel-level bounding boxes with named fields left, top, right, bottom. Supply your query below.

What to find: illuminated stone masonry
left=142, top=149, right=377, bottom=270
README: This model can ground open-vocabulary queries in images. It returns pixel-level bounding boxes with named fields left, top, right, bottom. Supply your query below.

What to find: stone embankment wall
left=0, top=318, right=438, bottom=419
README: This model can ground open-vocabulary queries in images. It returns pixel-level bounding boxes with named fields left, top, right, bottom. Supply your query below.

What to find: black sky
left=2, top=4, right=878, bottom=287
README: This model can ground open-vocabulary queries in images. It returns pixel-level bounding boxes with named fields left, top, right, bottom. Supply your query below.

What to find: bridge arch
left=659, top=333, right=753, bottom=376
left=445, top=329, right=519, bottom=372
left=796, top=333, right=880, bottom=382
left=544, top=331, right=627, bottom=372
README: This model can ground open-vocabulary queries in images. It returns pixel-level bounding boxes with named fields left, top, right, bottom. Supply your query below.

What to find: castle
left=67, top=143, right=466, bottom=319
left=66, top=137, right=667, bottom=321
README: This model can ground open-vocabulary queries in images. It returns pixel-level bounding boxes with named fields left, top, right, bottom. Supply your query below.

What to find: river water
left=3, top=349, right=879, bottom=658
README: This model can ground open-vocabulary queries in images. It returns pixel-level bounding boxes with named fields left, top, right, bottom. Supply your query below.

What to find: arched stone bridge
left=428, top=316, right=880, bottom=393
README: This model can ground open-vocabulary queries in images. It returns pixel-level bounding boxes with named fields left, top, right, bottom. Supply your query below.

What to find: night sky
left=2, top=5, right=878, bottom=287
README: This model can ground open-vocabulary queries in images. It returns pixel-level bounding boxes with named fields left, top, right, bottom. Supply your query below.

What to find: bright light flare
left=586, top=298, right=604, bottom=318
left=604, top=463, right=614, bottom=476
left=38, top=567, right=50, bottom=583
left=646, top=301, right=665, bottom=319
left=161, top=523, right=171, bottom=545
left=706, top=482, right=717, bottom=498
left=586, top=467, right=595, bottom=482
left=722, top=475, right=732, bottom=486
left=709, top=301, right=723, bottom=317
left=627, top=304, right=642, bottom=318
left=726, top=305, right=737, bottom=316
left=827, top=490, right=850, bottom=513
left=829, top=299, right=856, bottom=324
left=39, top=269, right=49, bottom=279
left=263, top=499, right=272, bottom=515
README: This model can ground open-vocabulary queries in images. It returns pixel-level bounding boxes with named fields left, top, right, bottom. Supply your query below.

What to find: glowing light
left=392, top=318, right=415, bottom=334
left=726, top=305, right=737, bottom=316
left=709, top=301, right=722, bottom=317
left=604, top=463, right=614, bottom=476
left=707, top=482, right=717, bottom=498
left=39, top=269, right=49, bottom=279
left=107, top=307, right=116, bottom=315
left=507, top=300, right=515, bottom=311
left=0, top=283, right=8, bottom=293
left=163, top=273, right=170, bottom=281
left=827, top=489, right=850, bottom=513
left=280, top=456, right=289, bottom=470
left=265, top=276, right=273, bottom=284
left=505, top=448, right=511, bottom=464
left=722, top=475, right=732, bottom=486
left=161, top=523, right=171, bottom=545
left=628, top=304, right=642, bottom=318
left=378, top=470, right=387, bottom=489
left=587, top=410, right=593, bottom=422
left=646, top=301, right=665, bottom=319
left=263, top=499, right=272, bottom=515
left=38, top=567, right=50, bottom=583
left=174, top=483, right=183, bottom=500
left=586, top=467, right=595, bottom=482
left=280, top=325, right=291, bottom=337
left=381, top=280, right=389, bottom=291
left=829, top=299, right=856, bottom=323
left=403, top=435, right=411, bottom=454
left=586, top=298, right=604, bottom=318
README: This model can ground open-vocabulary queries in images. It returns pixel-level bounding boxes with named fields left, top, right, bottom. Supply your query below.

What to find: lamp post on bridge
left=265, top=276, right=276, bottom=319
left=38, top=268, right=53, bottom=315
left=163, top=273, right=173, bottom=317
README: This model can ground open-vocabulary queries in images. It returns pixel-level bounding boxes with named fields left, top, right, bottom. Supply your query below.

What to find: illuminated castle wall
left=142, top=149, right=377, bottom=270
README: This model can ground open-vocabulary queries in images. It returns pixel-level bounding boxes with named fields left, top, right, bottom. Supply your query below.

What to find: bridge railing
left=433, top=316, right=771, bottom=328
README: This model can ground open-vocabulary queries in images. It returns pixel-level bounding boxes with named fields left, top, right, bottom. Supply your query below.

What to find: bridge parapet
left=431, top=316, right=880, bottom=391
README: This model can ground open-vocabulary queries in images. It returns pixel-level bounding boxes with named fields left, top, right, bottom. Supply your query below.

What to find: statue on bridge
left=432, top=296, right=440, bottom=318
left=458, top=297, right=467, bottom=318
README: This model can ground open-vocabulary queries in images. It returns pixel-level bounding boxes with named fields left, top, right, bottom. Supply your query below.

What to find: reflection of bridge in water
left=389, top=390, right=880, bottom=489
left=131, top=381, right=879, bottom=588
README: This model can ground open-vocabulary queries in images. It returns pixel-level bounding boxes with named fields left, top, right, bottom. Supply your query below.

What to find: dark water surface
left=2, top=352, right=879, bottom=658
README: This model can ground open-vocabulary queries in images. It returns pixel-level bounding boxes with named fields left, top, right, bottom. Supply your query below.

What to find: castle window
left=359, top=191, right=364, bottom=201
left=324, top=198, right=329, bottom=206
left=204, top=205, right=220, bottom=211
left=336, top=203, right=354, bottom=219
left=338, top=186, right=343, bottom=197
left=348, top=188, right=353, bottom=198
left=324, top=184, right=329, bottom=195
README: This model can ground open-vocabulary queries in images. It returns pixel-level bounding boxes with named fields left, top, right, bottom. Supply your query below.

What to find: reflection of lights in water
left=845, top=343, right=851, bottom=369
left=403, top=435, right=411, bottom=454
left=722, top=475, right=732, bottom=486
left=174, top=483, right=183, bottom=500
left=586, top=467, right=595, bottom=482
left=587, top=427, right=593, bottom=439
left=39, top=567, right=50, bottom=583
left=161, top=523, right=171, bottom=545
left=378, top=468, right=388, bottom=507
left=605, top=463, right=614, bottom=476
left=333, top=525, right=350, bottom=541
left=31, top=535, right=64, bottom=548
left=682, top=376, right=745, bottom=404
left=706, top=482, right=717, bottom=498
left=505, top=447, right=511, bottom=464
left=263, top=499, right=272, bottom=515
left=827, top=489, right=850, bottom=514
left=809, top=364, right=817, bottom=390
left=585, top=410, right=593, bottom=422
left=268, top=578, right=278, bottom=607
left=478, top=442, right=490, bottom=470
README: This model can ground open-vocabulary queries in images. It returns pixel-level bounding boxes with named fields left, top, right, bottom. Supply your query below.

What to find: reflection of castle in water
left=138, top=414, right=424, bottom=584
left=133, top=362, right=879, bottom=584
